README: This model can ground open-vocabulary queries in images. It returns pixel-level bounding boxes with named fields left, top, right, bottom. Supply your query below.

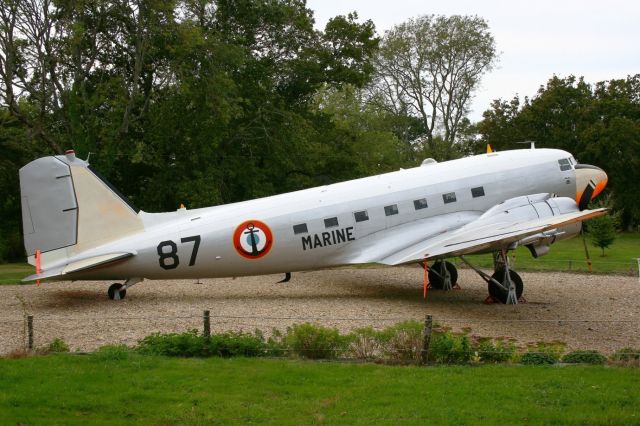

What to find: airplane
left=19, top=146, right=608, bottom=304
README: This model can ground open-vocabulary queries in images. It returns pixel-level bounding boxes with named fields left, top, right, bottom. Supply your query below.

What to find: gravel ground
left=1, top=267, right=638, bottom=355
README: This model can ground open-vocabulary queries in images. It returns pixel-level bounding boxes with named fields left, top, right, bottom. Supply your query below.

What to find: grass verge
left=0, top=263, right=31, bottom=285
left=0, top=354, right=638, bottom=425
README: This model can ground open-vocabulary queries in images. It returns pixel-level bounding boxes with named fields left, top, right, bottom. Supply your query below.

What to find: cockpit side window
left=558, top=158, right=572, bottom=171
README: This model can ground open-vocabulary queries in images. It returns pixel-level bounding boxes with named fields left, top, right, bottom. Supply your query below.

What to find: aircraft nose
left=575, top=164, right=608, bottom=210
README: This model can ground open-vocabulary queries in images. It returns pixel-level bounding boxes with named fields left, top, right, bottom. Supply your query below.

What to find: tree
left=477, top=74, right=640, bottom=228
left=372, top=15, right=497, bottom=158
left=588, top=215, right=617, bottom=257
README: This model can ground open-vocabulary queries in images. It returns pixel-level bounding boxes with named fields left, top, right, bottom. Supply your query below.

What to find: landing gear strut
left=428, top=261, right=458, bottom=290
left=460, top=250, right=523, bottom=304
left=108, top=277, right=142, bottom=300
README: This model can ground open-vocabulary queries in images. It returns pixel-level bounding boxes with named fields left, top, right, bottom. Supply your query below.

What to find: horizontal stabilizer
left=23, top=252, right=135, bottom=282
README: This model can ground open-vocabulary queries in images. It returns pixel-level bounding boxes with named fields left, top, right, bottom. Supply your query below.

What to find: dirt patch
left=1, top=267, right=638, bottom=354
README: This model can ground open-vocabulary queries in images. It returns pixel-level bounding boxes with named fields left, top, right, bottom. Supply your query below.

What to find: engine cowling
left=478, top=194, right=582, bottom=258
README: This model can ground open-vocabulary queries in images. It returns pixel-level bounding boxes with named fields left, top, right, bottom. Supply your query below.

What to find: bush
left=377, top=321, right=424, bottom=363
left=562, top=350, right=606, bottom=365
left=45, top=338, right=70, bottom=354
left=428, top=332, right=472, bottom=364
left=137, top=330, right=206, bottom=357
left=136, top=330, right=269, bottom=357
left=520, top=352, right=557, bottom=365
left=347, top=327, right=381, bottom=360
left=610, top=348, right=640, bottom=363
left=265, top=328, right=287, bottom=357
left=475, top=338, right=517, bottom=363
left=285, top=323, right=347, bottom=359
left=95, top=345, right=131, bottom=360
left=208, top=331, right=266, bottom=357
left=526, top=342, right=564, bottom=362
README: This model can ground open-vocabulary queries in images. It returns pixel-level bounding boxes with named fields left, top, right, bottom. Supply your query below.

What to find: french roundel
left=233, top=220, right=274, bottom=259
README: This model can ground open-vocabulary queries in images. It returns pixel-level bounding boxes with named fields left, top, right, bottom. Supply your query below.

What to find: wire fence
left=2, top=312, right=639, bottom=363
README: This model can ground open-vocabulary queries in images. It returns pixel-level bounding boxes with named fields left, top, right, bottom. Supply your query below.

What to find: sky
left=307, top=0, right=640, bottom=121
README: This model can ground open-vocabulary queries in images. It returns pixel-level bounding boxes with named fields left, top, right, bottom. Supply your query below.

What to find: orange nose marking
left=592, top=178, right=608, bottom=199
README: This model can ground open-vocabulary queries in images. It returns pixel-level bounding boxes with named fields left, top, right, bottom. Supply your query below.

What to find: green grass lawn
left=0, top=355, right=638, bottom=425
left=0, top=263, right=31, bottom=285
left=458, top=232, right=640, bottom=274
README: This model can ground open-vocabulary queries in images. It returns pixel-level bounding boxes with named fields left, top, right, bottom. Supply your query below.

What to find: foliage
left=588, top=214, right=618, bottom=256
left=0, top=0, right=389, bottom=261
left=526, top=342, right=565, bottom=361
left=610, top=348, right=640, bottom=362
left=561, top=350, right=606, bottom=365
left=372, top=14, right=497, bottom=157
left=474, top=338, right=517, bottom=363
left=136, top=329, right=268, bottom=357
left=520, top=352, right=557, bottom=365
left=94, top=345, right=131, bottom=361
left=285, top=323, right=348, bottom=359
left=43, top=338, right=70, bottom=354
left=376, top=320, right=424, bottom=363
left=428, top=331, right=472, bottom=364
left=346, top=326, right=381, bottom=360
left=477, top=74, right=640, bottom=228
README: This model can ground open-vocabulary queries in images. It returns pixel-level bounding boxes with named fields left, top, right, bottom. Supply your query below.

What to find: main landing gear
left=108, top=277, right=142, bottom=300
left=460, top=250, right=524, bottom=304
left=428, top=261, right=459, bottom=291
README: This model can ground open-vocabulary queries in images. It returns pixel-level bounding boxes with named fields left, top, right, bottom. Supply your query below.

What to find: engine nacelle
left=477, top=194, right=582, bottom=258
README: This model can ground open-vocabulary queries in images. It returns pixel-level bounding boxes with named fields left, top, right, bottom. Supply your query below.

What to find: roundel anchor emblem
left=233, top=220, right=274, bottom=259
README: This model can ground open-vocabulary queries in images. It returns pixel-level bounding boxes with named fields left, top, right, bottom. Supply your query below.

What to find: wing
left=334, top=193, right=605, bottom=267
left=380, top=207, right=605, bottom=265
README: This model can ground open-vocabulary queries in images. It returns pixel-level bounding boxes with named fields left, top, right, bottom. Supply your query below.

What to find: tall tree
left=477, top=74, right=640, bottom=228
left=372, top=15, right=497, bottom=158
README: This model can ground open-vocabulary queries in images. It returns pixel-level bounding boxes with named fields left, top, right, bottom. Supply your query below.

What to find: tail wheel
left=428, top=261, right=458, bottom=290
left=488, top=269, right=523, bottom=304
left=108, top=283, right=126, bottom=300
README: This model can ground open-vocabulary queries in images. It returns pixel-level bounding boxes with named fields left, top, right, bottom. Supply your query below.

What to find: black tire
left=428, top=261, right=458, bottom=290
left=108, top=283, right=126, bottom=300
left=488, top=269, right=523, bottom=304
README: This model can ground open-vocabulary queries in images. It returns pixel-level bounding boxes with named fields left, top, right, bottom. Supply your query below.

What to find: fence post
left=421, top=315, right=433, bottom=365
left=203, top=310, right=210, bottom=339
left=27, top=315, right=34, bottom=351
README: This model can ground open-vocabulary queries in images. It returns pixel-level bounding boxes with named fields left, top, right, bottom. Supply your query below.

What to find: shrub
left=520, top=352, right=557, bottom=365
left=428, top=332, right=472, bottom=364
left=526, top=341, right=565, bottom=362
left=136, top=330, right=269, bottom=357
left=377, top=320, right=424, bottom=363
left=347, top=327, right=381, bottom=360
left=46, top=338, right=70, bottom=354
left=265, top=328, right=287, bottom=357
left=285, top=323, right=347, bottom=359
left=475, top=338, right=517, bottom=363
left=208, top=331, right=266, bottom=357
left=611, top=347, right=640, bottom=361
left=562, top=350, right=606, bottom=365
left=137, top=330, right=206, bottom=357
left=95, top=345, right=131, bottom=360
left=610, top=348, right=640, bottom=364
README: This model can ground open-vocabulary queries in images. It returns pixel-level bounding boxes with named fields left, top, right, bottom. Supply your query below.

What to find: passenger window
left=442, top=192, right=457, bottom=204
left=324, top=217, right=339, bottom=228
left=413, top=198, right=428, bottom=210
left=471, top=187, right=485, bottom=198
left=293, top=223, right=308, bottom=235
left=384, top=204, right=399, bottom=216
left=354, top=210, right=369, bottom=222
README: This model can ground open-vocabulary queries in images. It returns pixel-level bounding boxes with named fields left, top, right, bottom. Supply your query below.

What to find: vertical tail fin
left=20, top=150, right=143, bottom=268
